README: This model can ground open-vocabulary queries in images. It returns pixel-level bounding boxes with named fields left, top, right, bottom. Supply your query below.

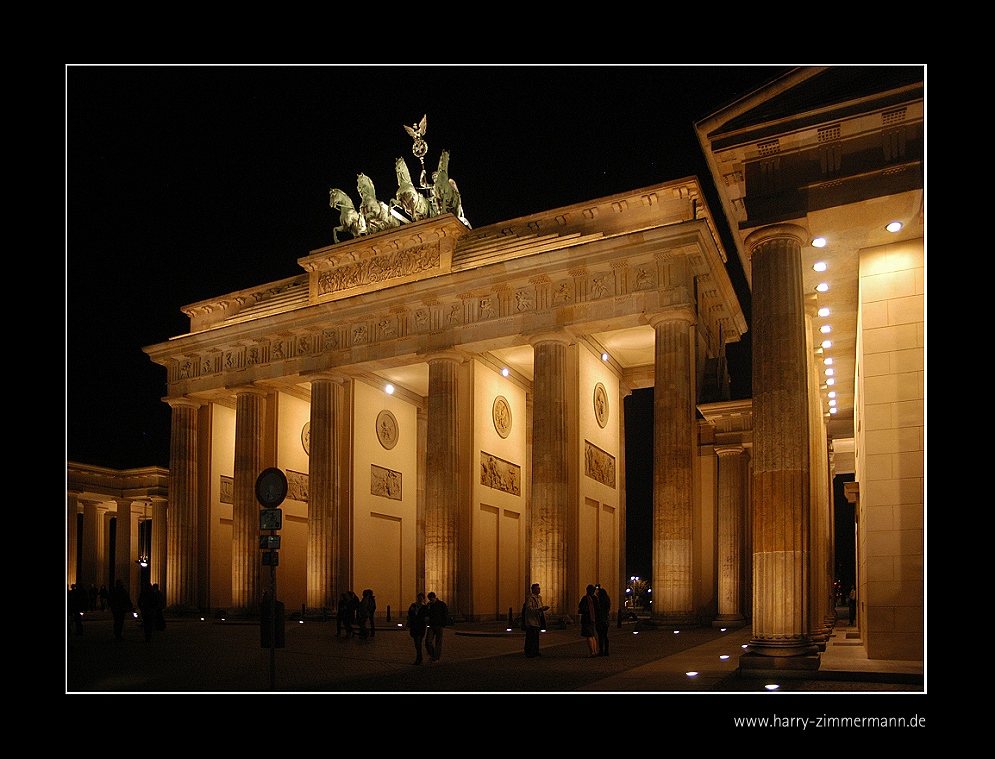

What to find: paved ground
left=66, top=608, right=923, bottom=699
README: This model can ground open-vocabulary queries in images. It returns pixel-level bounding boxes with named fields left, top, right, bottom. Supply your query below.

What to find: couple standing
left=579, top=584, right=611, bottom=657
left=406, top=591, right=449, bottom=664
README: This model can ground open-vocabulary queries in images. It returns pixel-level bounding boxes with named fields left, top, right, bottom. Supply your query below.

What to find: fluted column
left=529, top=334, right=571, bottom=615
left=307, top=377, right=338, bottom=610
left=167, top=398, right=200, bottom=610
left=80, top=499, right=100, bottom=590
left=425, top=354, right=461, bottom=607
left=651, top=308, right=697, bottom=625
left=233, top=386, right=268, bottom=614
left=67, top=492, right=79, bottom=587
left=806, top=299, right=833, bottom=645
left=151, top=497, right=168, bottom=591
left=744, top=223, right=818, bottom=662
left=114, top=498, right=133, bottom=599
left=714, top=444, right=746, bottom=626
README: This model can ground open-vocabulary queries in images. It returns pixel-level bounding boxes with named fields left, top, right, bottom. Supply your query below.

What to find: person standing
left=595, top=585, right=611, bottom=657
left=108, top=579, right=134, bottom=641
left=579, top=584, right=599, bottom=657
left=523, top=583, right=549, bottom=659
left=346, top=590, right=360, bottom=638
left=358, top=589, right=376, bottom=639
left=407, top=592, right=428, bottom=664
left=68, top=584, right=85, bottom=635
left=138, top=582, right=158, bottom=643
left=424, top=592, right=449, bottom=662
left=335, top=593, right=350, bottom=637
left=848, top=585, right=857, bottom=625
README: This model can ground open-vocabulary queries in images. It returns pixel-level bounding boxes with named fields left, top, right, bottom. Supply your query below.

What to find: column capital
left=303, top=369, right=350, bottom=385
left=528, top=330, right=572, bottom=348
left=744, top=223, right=808, bottom=259
left=714, top=444, right=745, bottom=457
left=166, top=396, right=203, bottom=411
left=423, top=350, right=466, bottom=366
left=232, top=384, right=270, bottom=398
left=648, top=306, right=697, bottom=328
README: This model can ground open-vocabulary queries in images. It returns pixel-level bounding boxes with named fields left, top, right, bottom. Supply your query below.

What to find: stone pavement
left=65, top=609, right=923, bottom=696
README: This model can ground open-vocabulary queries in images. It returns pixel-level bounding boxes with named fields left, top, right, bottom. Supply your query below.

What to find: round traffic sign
left=255, top=467, right=288, bottom=508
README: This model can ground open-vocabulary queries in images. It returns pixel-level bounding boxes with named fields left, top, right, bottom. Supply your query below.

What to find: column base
left=712, top=616, right=747, bottom=629
left=650, top=613, right=700, bottom=629
left=738, top=649, right=821, bottom=677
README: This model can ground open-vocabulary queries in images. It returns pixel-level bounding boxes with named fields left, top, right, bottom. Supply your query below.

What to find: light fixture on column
left=136, top=499, right=151, bottom=569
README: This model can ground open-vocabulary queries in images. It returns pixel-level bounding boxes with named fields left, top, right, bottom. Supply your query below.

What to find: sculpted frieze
left=584, top=441, right=616, bottom=489
left=481, top=452, right=521, bottom=496
left=316, top=241, right=442, bottom=297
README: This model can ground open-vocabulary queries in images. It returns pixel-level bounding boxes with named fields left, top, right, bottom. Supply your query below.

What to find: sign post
left=255, top=467, right=287, bottom=691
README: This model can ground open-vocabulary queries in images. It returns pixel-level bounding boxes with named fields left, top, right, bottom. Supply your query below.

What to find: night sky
left=66, top=64, right=797, bottom=579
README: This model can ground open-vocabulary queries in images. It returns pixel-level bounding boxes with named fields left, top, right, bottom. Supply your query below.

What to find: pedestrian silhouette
left=407, top=592, right=427, bottom=664
left=108, top=579, right=134, bottom=640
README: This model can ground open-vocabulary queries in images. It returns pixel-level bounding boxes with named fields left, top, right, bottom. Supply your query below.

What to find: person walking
left=424, top=592, right=449, bottom=662
left=108, top=579, right=134, bottom=641
left=595, top=584, right=611, bottom=657
left=523, top=583, right=549, bottom=659
left=579, top=584, right=599, bottom=657
left=407, top=592, right=428, bottom=664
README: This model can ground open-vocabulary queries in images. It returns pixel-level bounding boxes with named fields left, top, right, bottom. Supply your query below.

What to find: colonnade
left=70, top=213, right=837, bottom=671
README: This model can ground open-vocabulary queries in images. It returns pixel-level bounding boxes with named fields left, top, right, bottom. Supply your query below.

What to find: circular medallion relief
left=492, top=396, right=512, bottom=439
left=593, top=383, right=609, bottom=428
left=376, top=409, right=399, bottom=450
left=301, top=422, right=311, bottom=455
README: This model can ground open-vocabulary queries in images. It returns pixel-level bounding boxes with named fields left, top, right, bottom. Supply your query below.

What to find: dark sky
left=66, top=64, right=795, bottom=576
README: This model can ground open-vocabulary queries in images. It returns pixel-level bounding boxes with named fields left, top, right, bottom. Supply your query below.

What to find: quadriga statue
left=392, top=157, right=431, bottom=221
left=357, top=173, right=400, bottom=234
left=329, top=187, right=365, bottom=243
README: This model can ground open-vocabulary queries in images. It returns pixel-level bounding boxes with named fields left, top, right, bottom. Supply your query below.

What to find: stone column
left=114, top=498, right=133, bottom=599
left=80, top=499, right=100, bottom=590
left=714, top=444, right=746, bottom=627
left=307, top=376, right=338, bottom=611
left=151, top=497, right=168, bottom=592
left=650, top=308, right=697, bottom=625
left=67, top=492, right=79, bottom=587
left=742, top=223, right=818, bottom=666
left=529, top=333, right=571, bottom=615
left=233, top=386, right=268, bottom=614
left=806, top=299, right=833, bottom=646
left=425, top=354, right=461, bottom=607
left=167, top=398, right=200, bottom=611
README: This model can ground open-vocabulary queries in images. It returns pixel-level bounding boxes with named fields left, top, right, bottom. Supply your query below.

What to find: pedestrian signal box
left=260, top=508, right=282, bottom=531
